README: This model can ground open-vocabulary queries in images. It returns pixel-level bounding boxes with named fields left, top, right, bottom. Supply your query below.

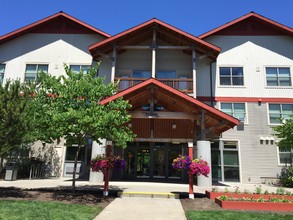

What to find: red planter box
left=206, top=190, right=293, bottom=200
left=215, top=198, right=293, bottom=212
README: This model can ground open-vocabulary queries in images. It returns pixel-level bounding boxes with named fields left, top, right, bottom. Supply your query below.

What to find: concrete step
left=118, top=191, right=179, bottom=199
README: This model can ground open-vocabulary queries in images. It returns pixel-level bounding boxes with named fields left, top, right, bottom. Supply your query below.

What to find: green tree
left=0, top=80, right=31, bottom=170
left=29, top=64, right=134, bottom=190
left=273, top=116, right=293, bottom=151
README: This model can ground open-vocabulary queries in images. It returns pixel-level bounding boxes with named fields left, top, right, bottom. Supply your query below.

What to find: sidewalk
left=94, top=197, right=187, bottom=220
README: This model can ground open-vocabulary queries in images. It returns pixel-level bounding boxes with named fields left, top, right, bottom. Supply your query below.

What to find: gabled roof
left=89, top=18, right=221, bottom=60
left=0, top=11, right=110, bottom=45
left=199, top=11, right=293, bottom=39
left=101, top=78, right=239, bottom=134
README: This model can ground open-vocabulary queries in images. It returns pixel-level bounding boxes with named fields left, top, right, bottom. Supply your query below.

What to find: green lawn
left=186, top=210, right=293, bottom=220
left=0, top=200, right=102, bottom=220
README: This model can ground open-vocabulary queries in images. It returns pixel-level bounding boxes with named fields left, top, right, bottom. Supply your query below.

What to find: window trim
left=220, top=102, right=248, bottom=124
left=267, top=103, right=293, bottom=125
left=219, top=66, right=244, bottom=87
left=265, top=66, right=292, bottom=87
left=277, top=147, right=293, bottom=166
left=24, top=63, right=49, bottom=82
left=0, top=63, right=5, bottom=84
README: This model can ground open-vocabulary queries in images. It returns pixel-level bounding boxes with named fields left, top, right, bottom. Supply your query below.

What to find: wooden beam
left=129, top=111, right=200, bottom=120
left=94, top=51, right=111, bottom=60
left=118, top=45, right=151, bottom=50
left=134, top=138, right=193, bottom=143
left=157, top=46, right=192, bottom=50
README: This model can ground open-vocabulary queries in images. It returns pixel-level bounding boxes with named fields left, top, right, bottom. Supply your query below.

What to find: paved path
left=94, top=197, right=187, bottom=220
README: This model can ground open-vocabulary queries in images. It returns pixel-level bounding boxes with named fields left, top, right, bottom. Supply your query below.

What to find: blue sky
left=1, top=0, right=293, bottom=37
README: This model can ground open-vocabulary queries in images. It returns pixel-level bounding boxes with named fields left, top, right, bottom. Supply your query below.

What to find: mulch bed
left=0, top=186, right=221, bottom=210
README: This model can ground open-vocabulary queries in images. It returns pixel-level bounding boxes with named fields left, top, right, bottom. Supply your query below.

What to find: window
left=269, top=104, right=293, bottom=124
left=266, top=67, right=291, bottom=86
left=278, top=148, right=292, bottom=165
left=211, top=141, right=240, bottom=182
left=221, top=103, right=246, bottom=122
left=70, top=65, right=91, bottom=74
left=0, top=64, right=5, bottom=84
left=219, top=67, right=244, bottom=86
left=25, top=64, right=48, bottom=82
left=133, top=70, right=151, bottom=78
left=156, top=70, right=176, bottom=79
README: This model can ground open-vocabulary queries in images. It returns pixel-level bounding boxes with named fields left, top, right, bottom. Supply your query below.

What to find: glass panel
left=125, top=148, right=136, bottom=177
left=38, top=65, right=48, bottom=73
left=65, top=146, right=85, bottom=161
left=70, top=65, right=81, bottom=73
left=212, top=166, right=222, bottom=182
left=223, top=151, right=239, bottom=166
left=220, top=77, right=231, bottom=85
left=267, top=77, right=278, bottom=86
left=0, top=64, right=5, bottom=73
left=266, top=67, right=277, bottom=77
left=219, top=67, right=230, bottom=76
left=26, top=64, right=36, bottom=73
left=157, top=70, right=176, bottom=79
left=279, top=68, right=290, bottom=77
left=168, top=144, right=183, bottom=179
left=137, top=144, right=150, bottom=177
left=133, top=70, right=151, bottom=78
left=269, top=104, right=281, bottom=113
left=279, top=150, right=292, bottom=164
left=234, top=103, right=245, bottom=112
left=232, top=77, right=243, bottom=85
left=279, top=77, right=291, bottom=86
left=153, top=143, right=165, bottom=178
left=232, top=67, right=243, bottom=76
left=81, top=65, right=90, bottom=74
left=224, top=167, right=239, bottom=182
left=221, top=103, right=232, bottom=115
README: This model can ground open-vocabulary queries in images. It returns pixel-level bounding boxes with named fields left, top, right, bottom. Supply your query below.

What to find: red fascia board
left=199, top=12, right=293, bottom=39
left=89, top=18, right=220, bottom=53
left=0, top=11, right=110, bottom=44
left=214, top=97, right=293, bottom=103
left=100, top=78, right=239, bottom=126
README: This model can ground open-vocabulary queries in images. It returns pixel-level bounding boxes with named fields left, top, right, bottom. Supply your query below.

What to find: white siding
left=206, top=36, right=293, bottom=98
left=0, top=33, right=104, bottom=82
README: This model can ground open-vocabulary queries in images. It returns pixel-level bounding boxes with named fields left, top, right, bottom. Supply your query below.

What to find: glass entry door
left=123, top=142, right=187, bottom=180
left=137, top=143, right=150, bottom=178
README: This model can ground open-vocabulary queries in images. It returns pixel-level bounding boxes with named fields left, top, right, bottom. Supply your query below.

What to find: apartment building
left=0, top=11, right=292, bottom=185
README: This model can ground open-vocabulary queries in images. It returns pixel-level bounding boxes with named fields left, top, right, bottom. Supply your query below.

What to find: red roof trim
left=199, top=12, right=293, bottom=39
left=89, top=18, right=220, bottom=53
left=101, top=78, right=239, bottom=126
left=0, top=11, right=110, bottom=44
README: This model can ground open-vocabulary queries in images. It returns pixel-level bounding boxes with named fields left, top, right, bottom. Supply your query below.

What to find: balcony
left=114, top=77, right=193, bottom=93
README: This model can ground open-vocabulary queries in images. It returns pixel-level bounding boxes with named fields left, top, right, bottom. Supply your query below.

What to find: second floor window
left=0, top=64, right=5, bottom=84
left=268, top=104, right=293, bottom=124
left=266, top=67, right=291, bottom=86
left=132, top=70, right=151, bottom=78
left=221, top=103, right=246, bottom=122
left=70, top=65, right=91, bottom=74
left=25, top=64, right=48, bottom=82
left=219, top=67, right=244, bottom=86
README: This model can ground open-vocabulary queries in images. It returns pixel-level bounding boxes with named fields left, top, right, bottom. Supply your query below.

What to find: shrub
left=279, top=166, right=293, bottom=187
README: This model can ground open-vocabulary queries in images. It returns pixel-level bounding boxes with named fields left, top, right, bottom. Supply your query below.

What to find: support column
left=89, top=139, right=106, bottom=183
left=111, top=46, right=117, bottom=83
left=196, top=140, right=212, bottom=187
left=151, top=28, right=157, bottom=78
left=103, top=141, right=112, bottom=196
left=188, top=142, right=194, bottom=199
left=192, top=47, right=197, bottom=98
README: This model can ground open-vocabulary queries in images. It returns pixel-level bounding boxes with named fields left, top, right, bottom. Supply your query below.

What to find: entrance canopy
left=101, top=78, right=239, bottom=141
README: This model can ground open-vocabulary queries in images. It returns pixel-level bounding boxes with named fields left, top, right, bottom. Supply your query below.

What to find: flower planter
left=215, top=198, right=293, bottom=212
left=206, top=190, right=293, bottom=200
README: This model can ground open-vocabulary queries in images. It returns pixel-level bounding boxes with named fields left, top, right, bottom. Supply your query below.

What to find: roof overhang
left=0, top=11, right=110, bottom=45
left=101, top=78, right=239, bottom=135
left=199, top=11, right=293, bottom=39
left=89, top=18, right=220, bottom=60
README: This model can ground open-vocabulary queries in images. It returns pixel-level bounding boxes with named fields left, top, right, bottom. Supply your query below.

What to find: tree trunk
left=72, top=142, right=82, bottom=193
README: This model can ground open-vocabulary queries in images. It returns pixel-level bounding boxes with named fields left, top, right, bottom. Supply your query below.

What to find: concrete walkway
left=94, top=197, right=186, bottom=220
